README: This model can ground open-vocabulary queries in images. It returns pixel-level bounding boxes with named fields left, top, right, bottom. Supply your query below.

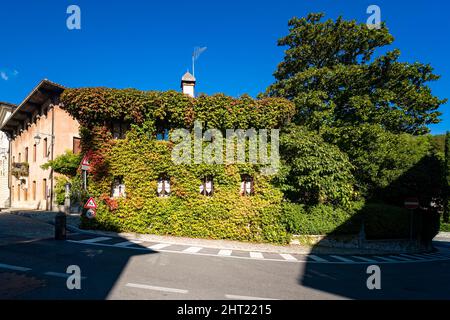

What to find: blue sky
left=0, top=0, right=448, bottom=134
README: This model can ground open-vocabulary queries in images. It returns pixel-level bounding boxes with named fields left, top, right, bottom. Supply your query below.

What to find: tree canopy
left=267, top=13, right=446, bottom=135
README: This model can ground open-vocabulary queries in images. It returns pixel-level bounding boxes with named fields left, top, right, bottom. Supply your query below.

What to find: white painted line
left=400, top=254, right=426, bottom=260
left=373, top=256, right=398, bottom=262
left=148, top=243, right=171, bottom=250
left=388, top=255, right=413, bottom=261
left=225, top=294, right=278, bottom=300
left=280, top=254, right=297, bottom=261
left=308, top=255, right=329, bottom=262
left=183, top=246, right=203, bottom=254
left=409, top=253, right=434, bottom=259
left=115, top=240, right=143, bottom=247
left=0, top=263, right=32, bottom=272
left=218, top=249, right=232, bottom=256
left=80, top=237, right=112, bottom=244
left=351, top=256, right=378, bottom=263
left=330, top=255, right=355, bottom=263
left=126, top=283, right=188, bottom=294
left=70, top=240, right=448, bottom=264
left=44, top=272, right=86, bottom=280
left=250, top=252, right=264, bottom=259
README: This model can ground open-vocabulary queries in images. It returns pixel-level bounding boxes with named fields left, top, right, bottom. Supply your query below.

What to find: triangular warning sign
left=84, top=197, right=97, bottom=209
left=81, top=154, right=90, bottom=166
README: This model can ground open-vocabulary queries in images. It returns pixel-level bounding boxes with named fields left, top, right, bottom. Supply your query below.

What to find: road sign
left=86, top=209, right=96, bottom=219
left=404, top=198, right=419, bottom=210
left=84, top=197, right=97, bottom=209
left=81, top=154, right=90, bottom=171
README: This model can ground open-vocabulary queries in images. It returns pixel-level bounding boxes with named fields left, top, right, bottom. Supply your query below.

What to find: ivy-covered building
left=59, top=73, right=295, bottom=243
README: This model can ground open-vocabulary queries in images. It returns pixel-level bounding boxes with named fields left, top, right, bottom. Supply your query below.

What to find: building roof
left=0, top=101, right=17, bottom=108
left=0, top=102, right=17, bottom=126
left=0, top=79, right=65, bottom=135
left=181, top=71, right=196, bottom=83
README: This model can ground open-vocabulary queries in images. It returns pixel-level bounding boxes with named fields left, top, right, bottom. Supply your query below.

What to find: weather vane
left=192, top=46, right=207, bottom=77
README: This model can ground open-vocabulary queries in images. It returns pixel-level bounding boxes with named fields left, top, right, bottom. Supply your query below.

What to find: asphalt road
left=1, top=233, right=450, bottom=300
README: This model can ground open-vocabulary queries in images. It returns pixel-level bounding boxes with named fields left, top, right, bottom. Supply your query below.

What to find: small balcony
left=11, top=162, right=29, bottom=179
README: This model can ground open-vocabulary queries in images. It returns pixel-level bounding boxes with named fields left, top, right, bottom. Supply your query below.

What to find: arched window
left=199, top=176, right=214, bottom=197
left=157, top=175, right=171, bottom=197
left=240, top=175, right=254, bottom=196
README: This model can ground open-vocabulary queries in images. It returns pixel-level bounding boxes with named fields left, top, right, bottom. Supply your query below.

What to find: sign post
left=404, top=197, right=419, bottom=240
left=80, top=153, right=90, bottom=191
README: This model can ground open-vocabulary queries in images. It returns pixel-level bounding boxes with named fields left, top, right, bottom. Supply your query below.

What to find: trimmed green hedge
left=282, top=201, right=412, bottom=239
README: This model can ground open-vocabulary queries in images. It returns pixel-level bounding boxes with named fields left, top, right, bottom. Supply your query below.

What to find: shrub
left=41, top=150, right=82, bottom=177
left=282, top=202, right=361, bottom=235
left=359, top=203, right=411, bottom=239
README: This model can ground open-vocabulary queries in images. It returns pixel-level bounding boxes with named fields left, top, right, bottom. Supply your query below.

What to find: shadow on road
left=298, top=155, right=445, bottom=299
left=0, top=213, right=157, bottom=300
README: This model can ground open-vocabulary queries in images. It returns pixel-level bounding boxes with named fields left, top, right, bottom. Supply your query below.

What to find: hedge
left=282, top=201, right=412, bottom=239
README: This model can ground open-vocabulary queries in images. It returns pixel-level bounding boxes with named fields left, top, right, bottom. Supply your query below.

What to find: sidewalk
left=0, top=212, right=56, bottom=245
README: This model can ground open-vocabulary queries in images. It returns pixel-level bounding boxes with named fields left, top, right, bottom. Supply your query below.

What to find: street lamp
left=34, top=132, right=54, bottom=146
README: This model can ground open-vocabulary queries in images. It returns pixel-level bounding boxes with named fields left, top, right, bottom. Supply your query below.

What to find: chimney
left=181, top=71, right=196, bottom=97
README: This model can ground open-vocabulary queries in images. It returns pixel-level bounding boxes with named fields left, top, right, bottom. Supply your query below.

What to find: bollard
left=55, top=212, right=67, bottom=240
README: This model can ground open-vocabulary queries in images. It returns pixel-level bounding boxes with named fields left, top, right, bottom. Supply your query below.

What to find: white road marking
left=388, top=255, right=413, bottom=261
left=126, top=283, right=188, bottom=294
left=115, top=240, right=143, bottom=247
left=400, top=254, right=426, bottom=260
left=80, top=237, right=112, bottom=244
left=373, top=256, right=398, bottom=262
left=280, top=254, right=297, bottom=261
left=68, top=240, right=450, bottom=264
left=0, top=263, right=31, bottom=272
left=250, top=252, right=264, bottom=259
left=351, top=256, right=378, bottom=263
left=44, top=272, right=86, bottom=280
left=308, top=255, right=329, bottom=262
left=183, top=246, right=203, bottom=254
left=330, top=255, right=355, bottom=263
left=148, top=243, right=171, bottom=250
left=218, top=249, right=232, bottom=256
left=225, top=294, right=278, bottom=300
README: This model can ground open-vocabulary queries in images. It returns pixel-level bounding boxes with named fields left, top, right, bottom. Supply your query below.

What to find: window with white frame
left=199, top=176, right=214, bottom=196
left=240, top=175, right=254, bottom=196
left=111, top=176, right=126, bottom=198
left=157, top=175, right=171, bottom=197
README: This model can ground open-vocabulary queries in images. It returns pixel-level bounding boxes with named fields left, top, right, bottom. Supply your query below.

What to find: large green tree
left=267, top=13, right=446, bottom=135
left=276, top=125, right=355, bottom=207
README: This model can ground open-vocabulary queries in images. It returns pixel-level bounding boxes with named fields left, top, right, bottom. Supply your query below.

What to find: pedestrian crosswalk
left=68, top=234, right=450, bottom=265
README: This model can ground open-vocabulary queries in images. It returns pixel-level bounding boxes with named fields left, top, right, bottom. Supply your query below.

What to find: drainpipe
left=49, top=104, right=55, bottom=211
left=7, top=134, right=12, bottom=209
